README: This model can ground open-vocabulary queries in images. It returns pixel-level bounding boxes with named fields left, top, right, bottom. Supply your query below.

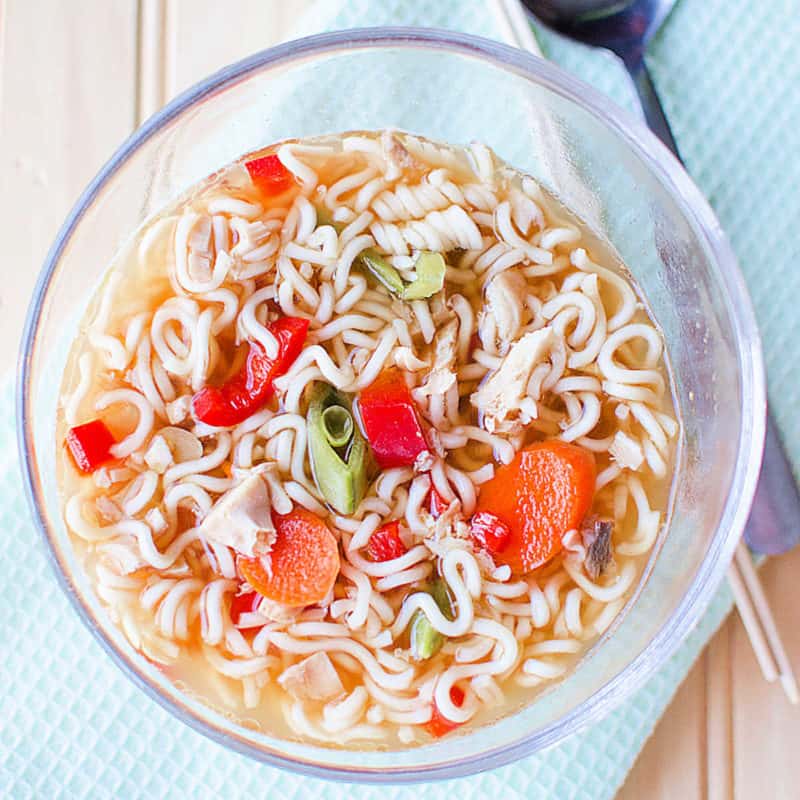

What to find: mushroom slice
left=159, top=426, right=204, bottom=462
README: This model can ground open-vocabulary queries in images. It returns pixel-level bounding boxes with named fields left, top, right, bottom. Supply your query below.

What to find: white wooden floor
left=2, top=2, right=798, bottom=797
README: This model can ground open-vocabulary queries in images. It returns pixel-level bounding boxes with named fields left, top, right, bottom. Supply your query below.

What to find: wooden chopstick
left=498, top=0, right=798, bottom=705
left=727, top=557, right=779, bottom=684
left=732, top=543, right=799, bottom=704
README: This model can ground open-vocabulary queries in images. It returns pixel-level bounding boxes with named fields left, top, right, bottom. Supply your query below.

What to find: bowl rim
left=16, top=26, right=766, bottom=783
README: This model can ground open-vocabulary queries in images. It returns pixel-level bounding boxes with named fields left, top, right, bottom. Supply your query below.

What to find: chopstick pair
left=494, top=0, right=798, bottom=705
left=727, top=543, right=798, bottom=703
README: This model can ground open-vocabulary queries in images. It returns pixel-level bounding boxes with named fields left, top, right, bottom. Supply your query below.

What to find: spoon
left=521, top=0, right=800, bottom=555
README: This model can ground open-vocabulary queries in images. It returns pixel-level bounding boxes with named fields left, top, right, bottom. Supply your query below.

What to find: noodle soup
left=58, top=131, right=679, bottom=747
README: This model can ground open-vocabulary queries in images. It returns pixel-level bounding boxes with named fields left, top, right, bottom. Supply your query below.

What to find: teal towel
left=4, top=0, right=798, bottom=797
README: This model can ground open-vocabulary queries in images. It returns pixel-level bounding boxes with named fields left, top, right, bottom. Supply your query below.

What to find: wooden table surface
left=2, top=2, right=798, bottom=797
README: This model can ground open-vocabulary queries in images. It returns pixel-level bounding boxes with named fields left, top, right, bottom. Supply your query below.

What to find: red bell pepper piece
left=357, top=370, right=429, bottom=469
left=366, top=520, right=407, bottom=562
left=470, top=510, right=512, bottom=556
left=424, top=685, right=466, bottom=738
left=429, top=487, right=449, bottom=518
left=192, top=316, right=309, bottom=427
left=229, top=590, right=262, bottom=630
left=245, top=153, right=293, bottom=197
left=66, top=419, right=116, bottom=473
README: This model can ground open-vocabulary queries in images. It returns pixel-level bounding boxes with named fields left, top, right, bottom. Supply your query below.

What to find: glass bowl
left=17, top=28, right=764, bottom=782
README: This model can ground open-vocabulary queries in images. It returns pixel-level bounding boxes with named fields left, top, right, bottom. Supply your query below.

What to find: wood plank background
left=1, top=1, right=798, bottom=797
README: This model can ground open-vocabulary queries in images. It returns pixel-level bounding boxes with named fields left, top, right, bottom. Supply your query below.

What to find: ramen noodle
left=58, top=130, right=679, bottom=746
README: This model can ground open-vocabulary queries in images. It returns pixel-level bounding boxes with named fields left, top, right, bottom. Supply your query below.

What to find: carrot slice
left=475, top=441, right=596, bottom=574
left=238, top=508, right=340, bottom=607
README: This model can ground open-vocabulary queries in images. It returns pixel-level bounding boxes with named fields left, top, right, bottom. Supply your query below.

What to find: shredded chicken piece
left=393, top=346, right=429, bottom=372
left=413, top=450, right=436, bottom=473
left=421, top=498, right=498, bottom=576
left=166, top=395, right=192, bottom=425
left=99, top=544, right=148, bottom=576
left=277, top=652, right=344, bottom=702
left=472, top=327, right=556, bottom=435
left=481, top=270, right=527, bottom=353
left=256, top=597, right=301, bottom=624
left=198, top=473, right=276, bottom=558
left=416, top=318, right=459, bottom=398
left=381, top=131, right=420, bottom=181
left=427, top=427, right=446, bottom=459
left=609, top=430, right=645, bottom=471
left=93, top=467, right=112, bottom=489
left=145, top=506, right=168, bottom=534
left=96, top=496, right=123, bottom=523
left=144, top=434, right=173, bottom=474
left=472, top=548, right=499, bottom=577
left=420, top=498, right=469, bottom=553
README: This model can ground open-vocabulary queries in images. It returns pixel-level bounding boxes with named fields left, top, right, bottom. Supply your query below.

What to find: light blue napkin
left=4, top=0, right=798, bottom=797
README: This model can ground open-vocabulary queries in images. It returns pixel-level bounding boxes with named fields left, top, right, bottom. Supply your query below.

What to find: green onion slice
left=307, top=383, right=367, bottom=515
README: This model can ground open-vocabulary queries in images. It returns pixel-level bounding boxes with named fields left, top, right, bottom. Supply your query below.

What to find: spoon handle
left=629, top=62, right=800, bottom=555
left=630, top=63, right=681, bottom=158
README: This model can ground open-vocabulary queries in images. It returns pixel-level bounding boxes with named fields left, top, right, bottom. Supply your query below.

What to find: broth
left=58, top=131, right=678, bottom=747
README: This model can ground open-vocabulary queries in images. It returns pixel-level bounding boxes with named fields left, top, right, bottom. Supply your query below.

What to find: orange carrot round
left=238, top=507, right=340, bottom=607
left=475, top=441, right=596, bottom=574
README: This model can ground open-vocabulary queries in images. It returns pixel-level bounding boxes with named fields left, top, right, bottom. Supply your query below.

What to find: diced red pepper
left=429, top=487, right=449, bottom=518
left=245, top=153, right=293, bottom=197
left=357, top=369, right=429, bottom=469
left=229, top=590, right=262, bottom=630
left=66, top=419, right=116, bottom=473
left=424, top=685, right=466, bottom=738
left=192, top=316, right=309, bottom=427
left=366, top=520, right=407, bottom=562
left=470, top=510, right=512, bottom=556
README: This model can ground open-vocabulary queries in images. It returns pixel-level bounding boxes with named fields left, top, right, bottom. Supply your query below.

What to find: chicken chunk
left=144, top=434, right=173, bottom=474
left=381, top=131, right=420, bottom=181
left=609, top=430, right=644, bottom=471
left=419, top=486, right=468, bottom=542
left=393, top=346, right=429, bottom=372
left=278, top=652, right=344, bottom=702
left=198, top=473, right=276, bottom=558
left=165, top=395, right=192, bottom=425
left=96, top=496, right=123, bottom=523
left=472, top=327, right=556, bottom=436
left=420, top=496, right=496, bottom=575
left=256, top=597, right=301, bottom=624
left=480, top=270, right=527, bottom=353
left=416, top=318, right=459, bottom=397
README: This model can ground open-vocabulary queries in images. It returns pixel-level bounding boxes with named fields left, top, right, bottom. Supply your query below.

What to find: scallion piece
left=307, top=383, right=367, bottom=515
left=357, top=249, right=446, bottom=300
left=410, top=610, right=444, bottom=660
left=321, top=404, right=353, bottom=448
left=358, top=249, right=405, bottom=295
left=408, top=577, right=455, bottom=661
left=315, top=205, right=345, bottom=233
left=401, top=251, right=446, bottom=300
